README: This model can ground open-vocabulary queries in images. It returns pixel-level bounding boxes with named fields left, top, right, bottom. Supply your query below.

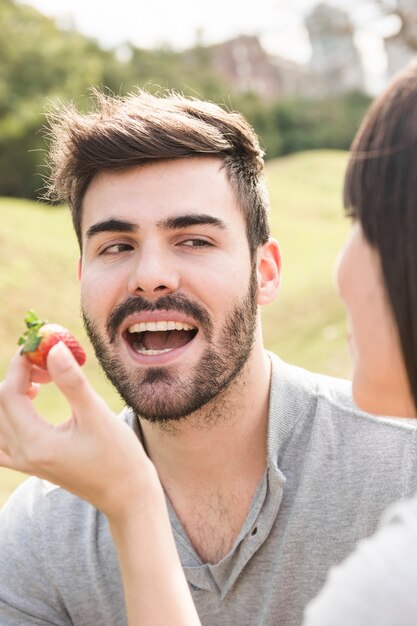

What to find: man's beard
left=82, top=264, right=258, bottom=424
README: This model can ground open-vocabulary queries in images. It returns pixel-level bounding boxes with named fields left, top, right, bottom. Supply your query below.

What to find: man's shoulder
left=268, top=352, right=417, bottom=436
left=0, top=481, right=122, bottom=623
left=0, top=475, right=117, bottom=580
left=0, top=476, right=94, bottom=524
left=268, top=352, right=354, bottom=412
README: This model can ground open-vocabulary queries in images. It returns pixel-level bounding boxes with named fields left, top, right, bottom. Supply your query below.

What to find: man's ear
left=77, top=257, right=82, bottom=282
left=256, top=238, right=281, bottom=305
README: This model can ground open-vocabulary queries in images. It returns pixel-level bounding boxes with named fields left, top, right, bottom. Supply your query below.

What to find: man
left=0, top=90, right=416, bottom=626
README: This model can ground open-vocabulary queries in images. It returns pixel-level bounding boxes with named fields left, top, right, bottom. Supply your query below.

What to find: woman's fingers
left=0, top=352, right=40, bottom=432
left=0, top=349, right=64, bottom=472
left=46, top=342, right=109, bottom=423
left=2, top=349, right=35, bottom=396
left=0, top=343, right=147, bottom=515
left=25, top=382, right=41, bottom=400
left=30, top=365, right=53, bottom=385
left=0, top=448, right=14, bottom=469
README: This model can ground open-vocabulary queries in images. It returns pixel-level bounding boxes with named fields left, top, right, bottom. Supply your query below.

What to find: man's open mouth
left=125, top=321, right=198, bottom=355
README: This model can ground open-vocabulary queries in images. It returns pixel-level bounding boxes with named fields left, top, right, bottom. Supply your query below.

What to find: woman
left=304, top=60, right=417, bottom=625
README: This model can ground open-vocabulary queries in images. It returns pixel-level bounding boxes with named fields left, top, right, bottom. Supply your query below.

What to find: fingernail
left=47, top=341, right=73, bottom=369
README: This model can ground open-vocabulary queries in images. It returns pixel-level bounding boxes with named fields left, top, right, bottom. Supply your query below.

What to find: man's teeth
left=127, top=321, right=195, bottom=332
left=135, top=348, right=174, bottom=355
left=126, top=321, right=196, bottom=356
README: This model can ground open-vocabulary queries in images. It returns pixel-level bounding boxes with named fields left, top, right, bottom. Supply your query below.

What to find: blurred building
left=201, top=4, right=365, bottom=101
left=383, top=0, right=417, bottom=79
left=207, top=35, right=305, bottom=101
left=303, top=3, right=365, bottom=96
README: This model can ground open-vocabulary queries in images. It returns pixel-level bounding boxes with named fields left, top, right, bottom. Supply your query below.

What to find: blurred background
left=1, top=0, right=416, bottom=502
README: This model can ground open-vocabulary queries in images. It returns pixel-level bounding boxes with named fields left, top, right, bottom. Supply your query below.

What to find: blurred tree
left=270, top=91, right=371, bottom=156
left=0, top=0, right=371, bottom=200
left=0, top=0, right=233, bottom=198
left=0, top=0, right=117, bottom=196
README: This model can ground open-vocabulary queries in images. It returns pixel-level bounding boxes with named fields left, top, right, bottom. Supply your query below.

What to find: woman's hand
left=0, top=342, right=202, bottom=625
left=0, top=342, right=159, bottom=520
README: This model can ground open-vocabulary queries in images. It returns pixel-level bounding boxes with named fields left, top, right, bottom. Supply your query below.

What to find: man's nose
left=127, top=243, right=180, bottom=299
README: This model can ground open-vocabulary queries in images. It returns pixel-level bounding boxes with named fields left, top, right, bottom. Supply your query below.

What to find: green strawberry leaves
left=18, top=310, right=47, bottom=354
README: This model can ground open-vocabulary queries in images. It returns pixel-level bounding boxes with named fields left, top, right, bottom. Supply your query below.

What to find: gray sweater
left=1, top=354, right=417, bottom=626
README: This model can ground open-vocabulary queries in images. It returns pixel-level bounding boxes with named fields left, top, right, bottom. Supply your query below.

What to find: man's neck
left=138, top=346, right=272, bottom=493
left=136, top=346, right=272, bottom=563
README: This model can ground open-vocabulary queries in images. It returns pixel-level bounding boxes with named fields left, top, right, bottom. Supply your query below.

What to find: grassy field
left=0, top=149, right=351, bottom=505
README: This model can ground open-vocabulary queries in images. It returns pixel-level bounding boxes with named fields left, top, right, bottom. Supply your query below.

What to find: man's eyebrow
left=86, top=219, right=138, bottom=239
left=157, top=214, right=227, bottom=231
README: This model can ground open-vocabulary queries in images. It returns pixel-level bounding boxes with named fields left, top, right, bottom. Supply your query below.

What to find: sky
left=19, top=0, right=400, bottom=91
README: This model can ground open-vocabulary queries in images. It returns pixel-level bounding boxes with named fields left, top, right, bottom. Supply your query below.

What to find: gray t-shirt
left=1, top=354, right=417, bottom=626
left=303, top=495, right=417, bottom=626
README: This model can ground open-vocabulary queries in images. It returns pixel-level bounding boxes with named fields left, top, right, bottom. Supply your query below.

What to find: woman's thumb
left=46, top=342, right=97, bottom=416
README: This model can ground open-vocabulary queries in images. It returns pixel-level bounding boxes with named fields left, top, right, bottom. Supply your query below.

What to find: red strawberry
left=18, top=310, right=86, bottom=370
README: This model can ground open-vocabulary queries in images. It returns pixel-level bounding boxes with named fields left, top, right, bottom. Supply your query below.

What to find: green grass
left=263, top=150, right=351, bottom=376
left=0, top=150, right=352, bottom=505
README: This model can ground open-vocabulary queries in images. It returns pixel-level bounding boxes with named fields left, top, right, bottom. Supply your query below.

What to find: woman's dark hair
left=45, top=89, right=270, bottom=258
left=344, top=60, right=417, bottom=409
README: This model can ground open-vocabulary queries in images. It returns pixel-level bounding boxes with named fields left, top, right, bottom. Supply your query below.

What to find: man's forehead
left=81, top=158, right=241, bottom=232
left=86, top=156, right=226, bottom=192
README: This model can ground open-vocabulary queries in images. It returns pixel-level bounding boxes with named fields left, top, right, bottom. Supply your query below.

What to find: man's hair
left=45, top=89, right=270, bottom=257
left=344, top=59, right=417, bottom=409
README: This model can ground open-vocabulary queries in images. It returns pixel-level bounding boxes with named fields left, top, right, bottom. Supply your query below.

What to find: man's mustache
left=106, top=293, right=213, bottom=343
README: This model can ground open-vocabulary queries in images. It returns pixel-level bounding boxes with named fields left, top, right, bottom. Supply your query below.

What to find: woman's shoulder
left=303, top=494, right=417, bottom=626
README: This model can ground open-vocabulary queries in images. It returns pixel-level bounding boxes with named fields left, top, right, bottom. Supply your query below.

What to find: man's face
left=79, top=157, right=260, bottom=422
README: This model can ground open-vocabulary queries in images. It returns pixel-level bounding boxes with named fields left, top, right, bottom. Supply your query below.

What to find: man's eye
left=180, top=239, right=213, bottom=248
left=100, top=243, right=133, bottom=255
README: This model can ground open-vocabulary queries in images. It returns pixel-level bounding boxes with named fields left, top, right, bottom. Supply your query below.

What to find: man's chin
left=130, top=395, right=199, bottom=423
left=141, top=367, right=176, bottom=385
left=115, top=376, right=198, bottom=423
